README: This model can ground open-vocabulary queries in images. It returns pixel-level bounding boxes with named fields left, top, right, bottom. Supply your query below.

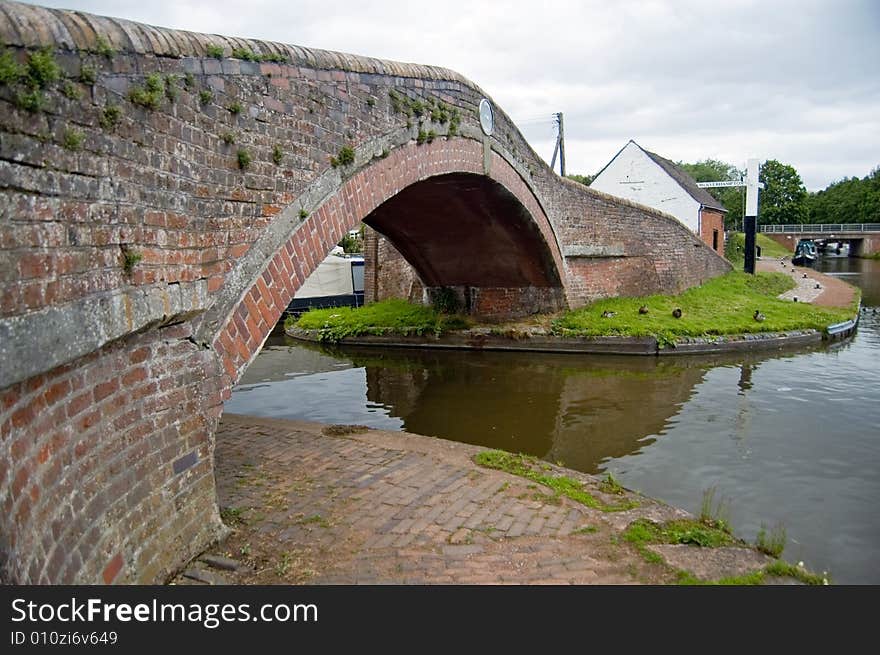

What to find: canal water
left=226, top=256, right=880, bottom=583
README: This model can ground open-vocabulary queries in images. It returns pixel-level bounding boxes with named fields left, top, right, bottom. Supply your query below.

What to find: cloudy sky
left=16, top=0, right=880, bottom=190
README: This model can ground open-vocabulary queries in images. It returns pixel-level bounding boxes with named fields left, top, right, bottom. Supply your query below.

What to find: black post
left=743, top=215, right=756, bottom=274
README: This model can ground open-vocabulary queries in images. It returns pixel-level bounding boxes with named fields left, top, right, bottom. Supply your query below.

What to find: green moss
left=227, top=101, right=242, bottom=115
left=272, top=144, right=284, bottom=165
left=79, top=65, right=97, bottom=85
left=199, top=88, right=214, bottom=105
left=331, top=145, right=355, bottom=168
left=62, top=127, right=85, bottom=151
left=220, top=131, right=235, bottom=145
left=99, top=104, right=121, bottom=130
left=14, top=88, right=44, bottom=113
left=552, top=271, right=857, bottom=342
left=231, top=47, right=257, bottom=61
left=122, top=248, right=142, bottom=275
left=236, top=148, right=251, bottom=169
left=473, top=450, right=638, bottom=512
left=206, top=44, right=224, bottom=59
left=164, top=74, right=179, bottom=101
left=128, top=73, right=165, bottom=110
left=298, top=208, right=308, bottom=220
left=61, top=80, right=82, bottom=100
left=26, top=47, right=60, bottom=88
left=92, top=36, right=115, bottom=59
left=0, top=48, right=24, bottom=85
left=598, top=472, right=626, bottom=496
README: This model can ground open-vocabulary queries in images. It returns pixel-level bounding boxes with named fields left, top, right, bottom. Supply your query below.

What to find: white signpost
left=696, top=158, right=761, bottom=273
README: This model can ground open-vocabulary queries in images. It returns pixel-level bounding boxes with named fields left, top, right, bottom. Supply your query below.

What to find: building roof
left=595, top=140, right=728, bottom=213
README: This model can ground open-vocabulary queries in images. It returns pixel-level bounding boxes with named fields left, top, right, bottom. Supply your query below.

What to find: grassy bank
left=552, top=271, right=856, bottom=343
left=289, top=272, right=857, bottom=344
left=726, top=232, right=792, bottom=267
left=287, top=299, right=468, bottom=341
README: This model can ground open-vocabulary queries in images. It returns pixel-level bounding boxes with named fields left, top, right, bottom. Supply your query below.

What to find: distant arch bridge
left=760, top=224, right=880, bottom=257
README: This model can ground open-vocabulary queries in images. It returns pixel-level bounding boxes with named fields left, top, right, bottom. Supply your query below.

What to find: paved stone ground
left=171, top=415, right=779, bottom=585
left=757, top=256, right=858, bottom=307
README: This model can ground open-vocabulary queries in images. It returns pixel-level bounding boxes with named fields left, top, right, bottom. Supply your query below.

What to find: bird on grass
left=638, top=305, right=649, bottom=315
left=754, top=309, right=766, bottom=322
left=601, top=310, right=616, bottom=318
left=672, top=308, right=682, bottom=319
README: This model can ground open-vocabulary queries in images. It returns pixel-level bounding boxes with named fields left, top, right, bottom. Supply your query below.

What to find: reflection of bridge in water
left=326, top=345, right=814, bottom=474
left=761, top=224, right=880, bottom=257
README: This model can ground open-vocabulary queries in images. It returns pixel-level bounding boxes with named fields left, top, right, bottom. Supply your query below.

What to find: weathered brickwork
left=700, top=209, right=725, bottom=258
left=0, top=1, right=730, bottom=583
left=363, top=226, right=424, bottom=304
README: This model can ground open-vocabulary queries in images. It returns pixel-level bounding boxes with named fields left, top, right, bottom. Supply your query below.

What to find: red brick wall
left=699, top=209, right=725, bottom=258
left=363, top=227, right=424, bottom=304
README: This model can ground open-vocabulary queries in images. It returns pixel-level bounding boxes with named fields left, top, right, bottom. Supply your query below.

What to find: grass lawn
left=287, top=299, right=468, bottom=341
left=552, top=271, right=857, bottom=344
left=726, top=232, right=792, bottom=267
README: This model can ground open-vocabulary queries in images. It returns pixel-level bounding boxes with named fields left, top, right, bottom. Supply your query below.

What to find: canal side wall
left=0, top=0, right=728, bottom=583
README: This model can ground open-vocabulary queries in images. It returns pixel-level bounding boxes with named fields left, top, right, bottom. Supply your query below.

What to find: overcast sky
left=15, top=0, right=880, bottom=190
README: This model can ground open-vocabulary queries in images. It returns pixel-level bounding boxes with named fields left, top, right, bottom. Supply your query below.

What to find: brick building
left=590, top=140, right=727, bottom=256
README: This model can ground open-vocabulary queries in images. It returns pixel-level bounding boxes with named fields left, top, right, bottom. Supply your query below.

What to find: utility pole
left=550, top=112, right=565, bottom=176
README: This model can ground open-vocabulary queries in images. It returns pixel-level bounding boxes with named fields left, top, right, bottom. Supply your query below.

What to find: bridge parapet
left=0, top=0, right=730, bottom=584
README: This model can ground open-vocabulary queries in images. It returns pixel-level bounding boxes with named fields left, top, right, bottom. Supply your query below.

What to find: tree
left=758, top=159, right=807, bottom=225
left=566, top=173, right=595, bottom=186
left=678, top=159, right=745, bottom=230
left=806, top=166, right=880, bottom=224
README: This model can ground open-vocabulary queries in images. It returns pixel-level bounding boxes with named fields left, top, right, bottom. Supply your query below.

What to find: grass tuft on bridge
left=553, top=271, right=857, bottom=343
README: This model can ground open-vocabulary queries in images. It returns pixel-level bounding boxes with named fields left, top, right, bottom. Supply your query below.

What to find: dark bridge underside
left=364, top=173, right=562, bottom=289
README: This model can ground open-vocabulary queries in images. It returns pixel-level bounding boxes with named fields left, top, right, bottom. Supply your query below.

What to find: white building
left=590, top=140, right=727, bottom=255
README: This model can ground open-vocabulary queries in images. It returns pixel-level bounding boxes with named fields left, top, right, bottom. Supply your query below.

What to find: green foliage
left=231, top=47, right=257, bottom=61
left=760, top=159, right=808, bottom=225
left=366, top=96, right=375, bottom=107
left=298, top=208, right=308, bottom=220
left=61, top=80, right=82, bottom=100
left=598, top=472, right=625, bottom=495
left=763, top=560, right=826, bottom=585
left=183, top=72, right=195, bottom=89
left=79, top=65, right=97, bottom=85
left=272, top=144, right=284, bottom=165
left=551, top=271, right=856, bottom=342
left=699, top=486, right=731, bottom=532
left=259, top=52, right=288, bottom=63
left=806, top=166, right=880, bottom=225
left=293, top=299, right=448, bottom=342
left=26, top=47, right=61, bottom=88
left=236, top=148, right=251, bottom=169
left=92, top=36, right=115, bottom=58
left=331, top=145, right=355, bottom=168
left=339, top=232, right=362, bottom=253
left=755, top=523, right=787, bottom=558
left=62, top=127, right=85, bottom=151
left=164, top=74, right=179, bottom=101
left=206, top=43, right=224, bottom=59
left=474, top=450, right=638, bottom=512
left=14, top=88, right=44, bottom=112
left=128, top=73, right=165, bottom=109
left=199, top=88, right=214, bottom=105
left=566, top=173, right=595, bottom=186
left=623, top=517, right=735, bottom=549
left=227, top=101, right=242, bottom=115
left=679, top=159, right=745, bottom=230
left=0, top=48, right=24, bottom=85
left=122, top=248, right=142, bottom=275
left=99, top=104, right=121, bottom=130
left=220, top=131, right=235, bottom=145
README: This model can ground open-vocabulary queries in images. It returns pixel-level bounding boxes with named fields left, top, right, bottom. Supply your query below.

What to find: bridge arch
left=207, top=137, right=567, bottom=387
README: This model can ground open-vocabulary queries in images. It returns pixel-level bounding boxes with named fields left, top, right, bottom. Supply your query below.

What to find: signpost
left=696, top=158, right=762, bottom=274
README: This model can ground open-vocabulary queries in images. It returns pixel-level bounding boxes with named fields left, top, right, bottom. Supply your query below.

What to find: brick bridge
left=0, top=1, right=730, bottom=583
left=760, top=224, right=880, bottom=257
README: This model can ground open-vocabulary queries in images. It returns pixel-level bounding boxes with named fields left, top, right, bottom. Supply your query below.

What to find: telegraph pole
left=550, top=112, right=565, bottom=176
